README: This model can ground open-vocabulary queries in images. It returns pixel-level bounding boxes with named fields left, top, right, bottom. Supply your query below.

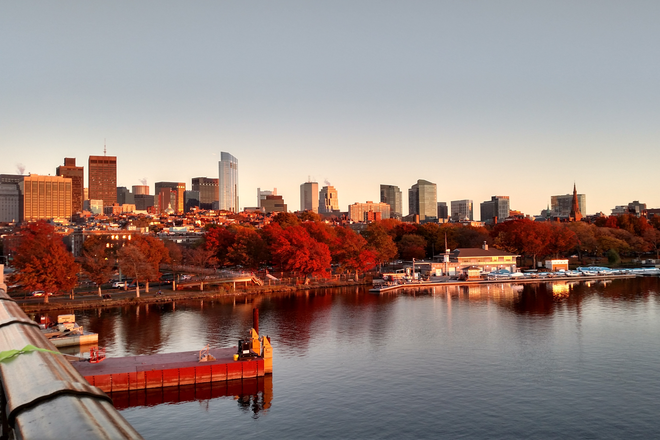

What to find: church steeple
left=570, top=183, right=582, bottom=221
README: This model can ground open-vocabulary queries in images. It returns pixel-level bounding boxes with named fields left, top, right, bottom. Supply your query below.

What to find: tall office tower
left=154, top=182, right=186, bottom=213
left=218, top=152, right=238, bottom=212
left=258, top=187, right=277, bottom=207
left=88, top=155, right=117, bottom=207
left=132, top=185, right=149, bottom=195
left=451, top=199, right=474, bottom=222
left=134, top=194, right=155, bottom=211
left=117, top=187, right=135, bottom=205
left=192, top=177, right=219, bottom=210
left=348, top=201, right=391, bottom=222
left=551, top=191, right=586, bottom=217
left=300, top=181, right=319, bottom=213
left=408, top=179, right=437, bottom=221
left=184, top=190, right=200, bottom=212
left=319, top=186, right=339, bottom=214
left=0, top=175, right=23, bottom=223
left=380, top=184, right=402, bottom=219
left=19, top=175, right=72, bottom=221
left=0, top=183, right=20, bottom=223
left=480, top=196, right=510, bottom=224
left=56, top=158, right=84, bottom=213
left=437, top=202, right=448, bottom=221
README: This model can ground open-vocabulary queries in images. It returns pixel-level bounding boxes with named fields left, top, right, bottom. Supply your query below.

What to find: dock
left=369, top=273, right=641, bottom=294
left=72, top=347, right=265, bottom=393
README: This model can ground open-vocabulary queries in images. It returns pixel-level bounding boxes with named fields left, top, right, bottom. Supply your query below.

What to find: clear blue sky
left=2, top=1, right=659, bottom=218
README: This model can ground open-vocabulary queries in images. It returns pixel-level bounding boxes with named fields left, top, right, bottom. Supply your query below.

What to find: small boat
left=40, top=314, right=98, bottom=348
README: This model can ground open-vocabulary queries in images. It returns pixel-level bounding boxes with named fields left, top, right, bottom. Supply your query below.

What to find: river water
left=68, top=277, right=660, bottom=439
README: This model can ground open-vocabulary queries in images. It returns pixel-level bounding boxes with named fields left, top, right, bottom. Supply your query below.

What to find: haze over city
left=2, top=1, right=659, bottom=217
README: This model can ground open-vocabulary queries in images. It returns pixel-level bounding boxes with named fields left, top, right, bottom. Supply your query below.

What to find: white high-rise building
left=219, top=152, right=238, bottom=212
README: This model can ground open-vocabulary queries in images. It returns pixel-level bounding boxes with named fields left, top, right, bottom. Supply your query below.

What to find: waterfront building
left=261, top=195, right=287, bottom=214
left=380, top=184, right=402, bottom=219
left=451, top=199, right=473, bottom=222
left=348, top=201, right=390, bottom=222
left=88, top=155, right=117, bottom=207
left=218, top=152, right=238, bottom=212
left=192, top=177, right=219, bottom=210
left=480, top=196, right=510, bottom=224
left=154, top=182, right=185, bottom=213
left=300, top=182, right=319, bottom=213
left=408, top=180, right=437, bottom=222
left=56, top=158, right=84, bottom=213
left=319, top=186, right=339, bottom=213
left=19, top=174, right=72, bottom=221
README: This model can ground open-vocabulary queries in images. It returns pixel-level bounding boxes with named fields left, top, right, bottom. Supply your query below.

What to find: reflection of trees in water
left=119, top=303, right=171, bottom=355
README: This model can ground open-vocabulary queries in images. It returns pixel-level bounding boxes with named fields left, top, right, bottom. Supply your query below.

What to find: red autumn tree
left=227, top=226, right=267, bottom=270
left=364, top=222, right=398, bottom=269
left=118, top=245, right=157, bottom=297
left=204, top=225, right=236, bottom=267
left=332, top=226, right=377, bottom=276
left=397, top=234, right=427, bottom=260
left=10, top=221, right=79, bottom=295
left=130, top=235, right=171, bottom=292
left=271, top=225, right=331, bottom=281
left=81, top=235, right=115, bottom=296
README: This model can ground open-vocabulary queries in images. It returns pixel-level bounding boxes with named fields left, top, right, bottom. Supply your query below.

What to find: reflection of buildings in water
left=552, top=283, right=570, bottom=299
left=112, top=375, right=273, bottom=417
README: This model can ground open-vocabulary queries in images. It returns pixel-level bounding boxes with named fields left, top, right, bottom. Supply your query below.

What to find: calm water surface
left=67, top=278, right=660, bottom=439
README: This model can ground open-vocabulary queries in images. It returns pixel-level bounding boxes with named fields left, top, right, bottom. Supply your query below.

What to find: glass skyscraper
left=218, top=152, right=238, bottom=212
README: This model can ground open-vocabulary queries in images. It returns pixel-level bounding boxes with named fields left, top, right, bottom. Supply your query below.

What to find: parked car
left=112, top=281, right=131, bottom=288
left=30, top=291, right=52, bottom=297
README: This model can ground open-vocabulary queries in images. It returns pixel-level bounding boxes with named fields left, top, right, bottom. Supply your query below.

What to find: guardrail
left=0, top=288, right=143, bottom=440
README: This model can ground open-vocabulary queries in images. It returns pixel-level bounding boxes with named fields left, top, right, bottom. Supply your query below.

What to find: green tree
left=10, top=221, right=79, bottom=297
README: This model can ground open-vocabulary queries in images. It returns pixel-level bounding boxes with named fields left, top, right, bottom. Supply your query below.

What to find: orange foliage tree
left=10, top=221, right=79, bottom=295
left=270, top=225, right=331, bottom=281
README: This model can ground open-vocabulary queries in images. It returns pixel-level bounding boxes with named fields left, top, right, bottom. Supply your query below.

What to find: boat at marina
left=40, top=314, right=98, bottom=348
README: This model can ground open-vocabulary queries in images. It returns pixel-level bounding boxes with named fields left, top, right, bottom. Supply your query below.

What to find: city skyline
left=2, top=2, right=660, bottom=217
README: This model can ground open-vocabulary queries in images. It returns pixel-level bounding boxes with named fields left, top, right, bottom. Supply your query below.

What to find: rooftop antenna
left=104, top=138, right=106, bottom=156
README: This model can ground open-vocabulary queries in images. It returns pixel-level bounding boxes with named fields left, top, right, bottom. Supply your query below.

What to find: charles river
left=67, top=277, right=660, bottom=439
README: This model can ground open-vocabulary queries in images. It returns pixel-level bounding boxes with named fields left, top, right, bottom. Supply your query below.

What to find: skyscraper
left=219, top=152, right=238, bottom=212
left=192, top=177, right=219, bottom=210
left=408, top=179, right=437, bottom=221
left=480, top=196, right=510, bottom=224
left=56, top=158, right=84, bottom=213
left=300, top=181, right=319, bottom=213
left=154, top=182, right=186, bottom=213
left=451, top=199, right=473, bottom=222
left=380, top=184, right=402, bottom=219
left=19, top=175, right=72, bottom=221
left=319, top=186, right=339, bottom=213
left=88, top=155, right=117, bottom=207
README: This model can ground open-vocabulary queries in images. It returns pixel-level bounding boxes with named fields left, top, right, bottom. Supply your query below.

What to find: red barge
left=72, top=309, right=272, bottom=394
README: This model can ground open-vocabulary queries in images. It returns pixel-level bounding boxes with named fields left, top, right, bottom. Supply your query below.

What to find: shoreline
left=16, top=279, right=371, bottom=313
